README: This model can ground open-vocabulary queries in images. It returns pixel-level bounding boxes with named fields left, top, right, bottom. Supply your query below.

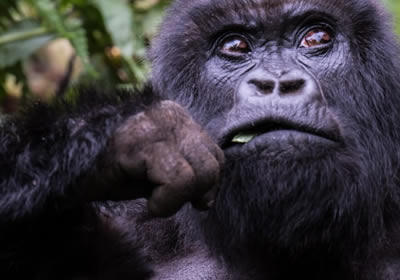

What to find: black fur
left=0, top=87, right=157, bottom=279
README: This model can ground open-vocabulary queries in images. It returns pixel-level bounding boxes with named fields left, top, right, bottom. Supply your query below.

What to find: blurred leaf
left=0, top=20, right=54, bottom=68
left=140, top=4, right=167, bottom=38
left=0, top=0, right=20, bottom=28
left=89, top=0, right=136, bottom=58
left=386, top=0, right=400, bottom=34
left=88, top=0, right=151, bottom=84
left=30, top=0, right=66, bottom=34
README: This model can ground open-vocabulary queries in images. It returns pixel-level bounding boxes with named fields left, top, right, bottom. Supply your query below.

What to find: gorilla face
left=151, top=0, right=400, bottom=261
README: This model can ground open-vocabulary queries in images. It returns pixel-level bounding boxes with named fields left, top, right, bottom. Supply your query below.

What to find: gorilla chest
left=124, top=202, right=248, bottom=280
left=151, top=252, right=232, bottom=280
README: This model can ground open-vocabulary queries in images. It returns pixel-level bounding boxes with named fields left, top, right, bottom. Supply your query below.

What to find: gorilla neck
left=202, top=152, right=395, bottom=272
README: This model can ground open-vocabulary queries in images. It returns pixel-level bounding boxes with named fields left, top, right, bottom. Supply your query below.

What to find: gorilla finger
left=146, top=143, right=196, bottom=216
left=148, top=170, right=196, bottom=217
left=116, top=151, right=147, bottom=178
left=181, top=144, right=221, bottom=195
left=205, top=141, right=225, bottom=169
left=149, top=180, right=193, bottom=217
left=191, top=184, right=219, bottom=211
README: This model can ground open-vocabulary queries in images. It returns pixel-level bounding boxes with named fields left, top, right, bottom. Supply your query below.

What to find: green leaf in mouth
left=231, top=132, right=258, bottom=144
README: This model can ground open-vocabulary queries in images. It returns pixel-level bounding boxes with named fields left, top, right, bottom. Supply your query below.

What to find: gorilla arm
left=0, top=87, right=223, bottom=277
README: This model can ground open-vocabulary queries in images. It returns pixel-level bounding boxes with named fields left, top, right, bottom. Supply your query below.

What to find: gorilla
left=1, top=0, right=400, bottom=279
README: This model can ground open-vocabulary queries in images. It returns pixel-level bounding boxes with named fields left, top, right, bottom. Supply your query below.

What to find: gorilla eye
left=218, top=36, right=251, bottom=56
left=300, top=29, right=332, bottom=48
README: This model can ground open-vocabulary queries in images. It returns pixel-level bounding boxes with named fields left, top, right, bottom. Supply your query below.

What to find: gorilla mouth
left=220, top=119, right=339, bottom=149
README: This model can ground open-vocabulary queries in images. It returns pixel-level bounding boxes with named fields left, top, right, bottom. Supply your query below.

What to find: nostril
left=249, top=79, right=276, bottom=94
left=279, top=79, right=305, bottom=94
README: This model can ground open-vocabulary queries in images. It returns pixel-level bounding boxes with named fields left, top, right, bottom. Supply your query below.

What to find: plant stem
left=0, top=27, right=50, bottom=45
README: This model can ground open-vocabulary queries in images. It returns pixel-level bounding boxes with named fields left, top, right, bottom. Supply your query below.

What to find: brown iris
left=219, top=36, right=250, bottom=55
left=301, top=29, right=332, bottom=48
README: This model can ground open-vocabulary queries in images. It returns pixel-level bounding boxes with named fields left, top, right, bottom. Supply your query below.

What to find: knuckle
left=115, top=114, right=158, bottom=145
left=215, top=146, right=225, bottom=165
left=203, top=156, right=220, bottom=176
left=173, top=165, right=196, bottom=191
left=196, top=157, right=220, bottom=189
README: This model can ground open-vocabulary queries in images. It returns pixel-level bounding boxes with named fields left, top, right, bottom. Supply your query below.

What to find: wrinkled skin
left=1, top=0, right=400, bottom=279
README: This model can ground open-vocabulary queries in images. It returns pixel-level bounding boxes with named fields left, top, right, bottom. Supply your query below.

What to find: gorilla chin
left=206, top=137, right=373, bottom=264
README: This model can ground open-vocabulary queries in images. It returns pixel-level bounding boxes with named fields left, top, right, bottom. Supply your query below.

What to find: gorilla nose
left=279, top=79, right=306, bottom=94
left=247, top=69, right=315, bottom=97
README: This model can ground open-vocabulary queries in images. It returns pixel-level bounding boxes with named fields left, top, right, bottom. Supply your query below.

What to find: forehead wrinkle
left=177, top=0, right=376, bottom=21
left=165, top=0, right=382, bottom=43
left=185, top=0, right=287, bottom=33
left=181, top=0, right=348, bottom=31
left=281, top=0, right=381, bottom=18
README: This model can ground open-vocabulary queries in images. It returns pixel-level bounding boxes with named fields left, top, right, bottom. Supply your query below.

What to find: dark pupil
left=224, top=39, right=247, bottom=52
left=305, top=31, right=330, bottom=46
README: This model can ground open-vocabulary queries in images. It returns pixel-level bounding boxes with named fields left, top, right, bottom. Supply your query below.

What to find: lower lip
left=224, top=130, right=338, bottom=156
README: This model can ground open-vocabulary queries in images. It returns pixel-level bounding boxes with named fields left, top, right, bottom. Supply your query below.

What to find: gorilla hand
left=83, top=101, right=224, bottom=217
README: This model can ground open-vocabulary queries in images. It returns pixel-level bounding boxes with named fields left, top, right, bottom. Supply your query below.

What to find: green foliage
left=386, top=0, right=400, bottom=34
left=0, top=20, right=54, bottom=68
left=0, top=0, right=171, bottom=106
left=29, top=0, right=94, bottom=74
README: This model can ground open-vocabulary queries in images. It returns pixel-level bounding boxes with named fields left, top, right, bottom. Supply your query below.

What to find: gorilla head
left=151, top=0, right=400, bottom=270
